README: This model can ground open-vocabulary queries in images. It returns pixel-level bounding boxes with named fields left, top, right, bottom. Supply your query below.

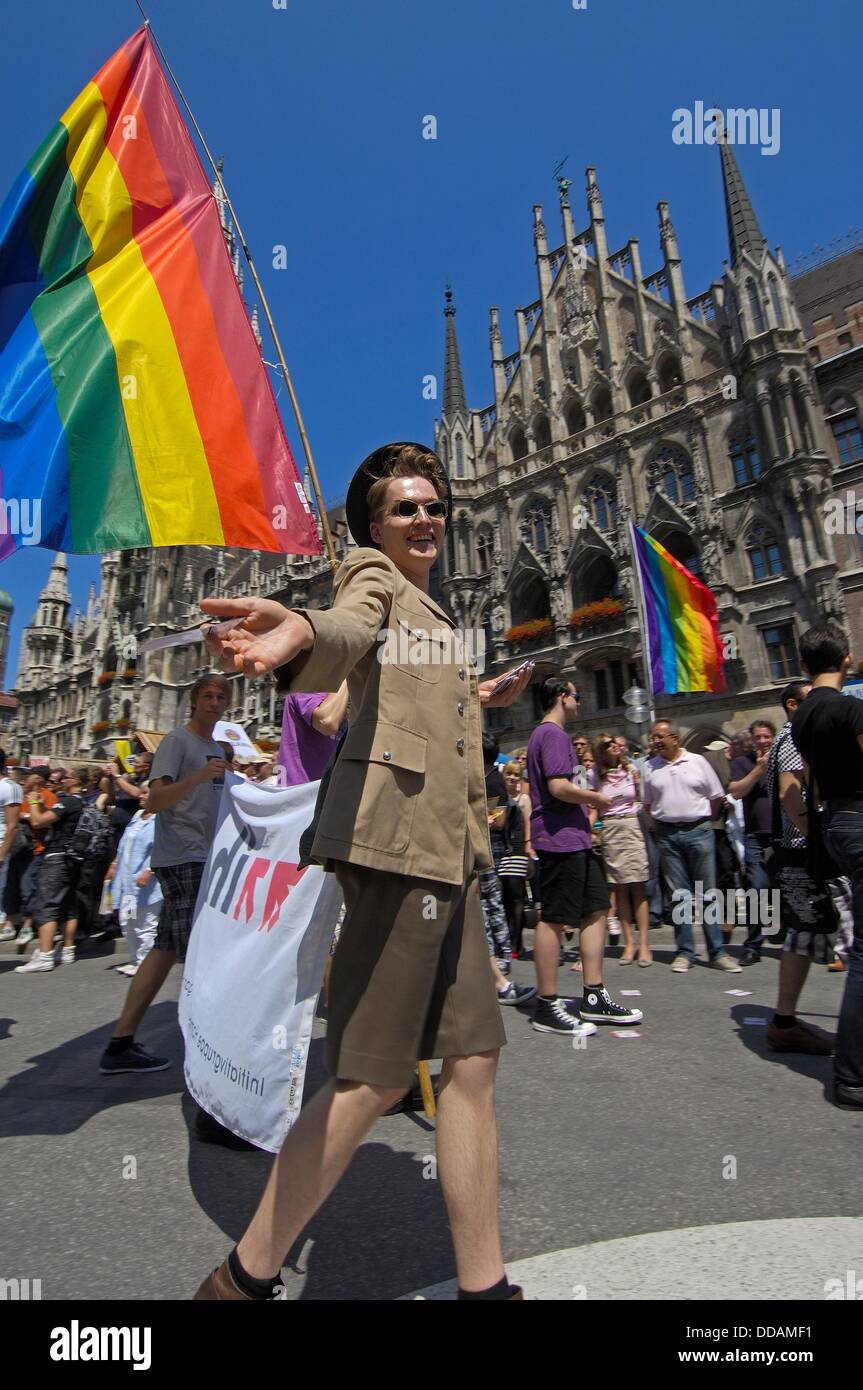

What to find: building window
left=455, top=433, right=464, bottom=478
left=649, top=444, right=696, bottom=507
left=762, top=624, right=798, bottom=680
left=583, top=473, right=618, bottom=531
left=746, top=523, right=783, bottom=581
left=828, top=399, right=863, bottom=465
left=767, top=274, right=785, bottom=328
left=730, top=438, right=761, bottom=486
left=476, top=529, right=493, bottom=573
left=523, top=502, right=550, bottom=554
left=747, top=279, right=765, bottom=334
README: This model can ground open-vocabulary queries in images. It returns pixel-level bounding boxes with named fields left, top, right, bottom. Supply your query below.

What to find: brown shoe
left=767, top=1020, right=834, bottom=1055
left=828, top=959, right=847, bottom=973
left=193, top=1258, right=256, bottom=1300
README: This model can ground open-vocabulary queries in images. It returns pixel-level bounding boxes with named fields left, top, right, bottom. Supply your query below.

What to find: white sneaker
left=115, top=963, right=138, bottom=977
left=607, top=916, right=622, bottom=937
left=16, top=925, right=34, bottom=945
left=15, top=949, right=56, bottom=974
left=61, top=946, right=76, bottom=965
left=0, top=924, right=17, bottom=941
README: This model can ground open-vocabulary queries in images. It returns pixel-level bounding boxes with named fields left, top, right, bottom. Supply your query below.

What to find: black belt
left=654, top=816, right=711, bottom=831
left=825, top=798, right=863, bottom=813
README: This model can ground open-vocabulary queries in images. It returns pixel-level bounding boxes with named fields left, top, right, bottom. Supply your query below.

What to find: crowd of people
left=3, top=437, right=862, bottom=1303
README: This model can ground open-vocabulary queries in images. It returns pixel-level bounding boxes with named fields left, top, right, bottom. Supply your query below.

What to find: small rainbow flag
left=630, top=524, right=725, bottom=694
left=0, top=27, right=321, bottom=560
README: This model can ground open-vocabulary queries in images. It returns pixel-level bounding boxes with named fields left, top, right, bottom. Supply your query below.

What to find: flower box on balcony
left=116, top=718, right=131, bottom=730
left=120, top=669, right=138, bottom=680
left=91, top=721, right=110, bottom=735
left=97, top=671, right=116, bottom=686
left=504, top=618, right=554, bottom=645
left=569, top=598, right=624, bottom=631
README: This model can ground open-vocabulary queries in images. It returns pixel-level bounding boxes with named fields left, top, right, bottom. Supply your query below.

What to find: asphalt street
left=1, top=927, right=860, bottom=1301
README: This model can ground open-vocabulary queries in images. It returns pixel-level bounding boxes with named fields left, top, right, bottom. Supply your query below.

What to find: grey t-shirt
left=150, top=726, right=224, bottom=868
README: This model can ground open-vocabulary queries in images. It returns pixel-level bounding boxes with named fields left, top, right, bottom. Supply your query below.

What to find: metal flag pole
left=134, top=0, right=338, bottom=571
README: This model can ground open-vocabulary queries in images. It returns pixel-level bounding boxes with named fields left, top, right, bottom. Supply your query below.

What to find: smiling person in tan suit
left=194, top=442, right=532, bottom=1302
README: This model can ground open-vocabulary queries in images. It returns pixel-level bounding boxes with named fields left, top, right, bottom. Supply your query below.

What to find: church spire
left=719, top=136, right=767, bottom=268
left=442, top=286, right=468, bottom=420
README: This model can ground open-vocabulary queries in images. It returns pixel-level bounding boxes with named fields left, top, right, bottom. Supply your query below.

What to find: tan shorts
left=327, top=845, right=507, bottom=1088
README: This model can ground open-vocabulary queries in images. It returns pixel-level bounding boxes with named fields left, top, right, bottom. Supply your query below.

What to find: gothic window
left=745, top=523, right=784, bottom=581
left=446, top=529, right=456, bottom=576
left=511, top=573, right=551, bottom=627
left=534, top=415, right=552, bottom=450
left=522, top=500, right=550, bottom=554
left=564, top=350, right=580, bottom=386
left=583, top=474, right=618, bottom=531
left=476, top=528, right=494, bottom=573
left=628, top=372, right=651, bottom=407
left=657, top=355, right=682, bottom=393
left=201, top=569, right=216, bottom=598
left=455, top=433, right=465, bottom=478
left=730, top=438, right=761, bottom=486
left=440, top=435, right=449, bottom=467
left=661, top=531, right=703, bottom=579
left=767, top=274, right=785, bottom=328
left=747, top=279, right=765, bottom=335
left=762, top=623, right=798, bottom=680
left=649, top=445, right=696, bottom=506
left=511, top=428, right=528, bottom=462
left=565, top=401, right=586, bottom=437
left=592, top=387, right=613, bottom=422
left=826, top=396, right=863, bottom=465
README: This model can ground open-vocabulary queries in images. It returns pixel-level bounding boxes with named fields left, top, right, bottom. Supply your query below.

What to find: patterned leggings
left=479, top=869, right=512, bottom=960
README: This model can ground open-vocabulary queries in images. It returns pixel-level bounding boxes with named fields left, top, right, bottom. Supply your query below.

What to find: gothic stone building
left=9, top=147, right=863, bottom=761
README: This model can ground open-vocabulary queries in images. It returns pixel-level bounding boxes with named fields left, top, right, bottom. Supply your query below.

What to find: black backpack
left=68, top=803, right=114, bottom=863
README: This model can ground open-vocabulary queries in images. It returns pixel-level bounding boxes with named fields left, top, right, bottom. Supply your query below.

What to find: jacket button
left=382, top=750, right=391, bottom=761
left=458, top=667, right=465, bottom=680
left=457, top=702, right=465, bottom=716
left=456, top=738, right=465, bottom=753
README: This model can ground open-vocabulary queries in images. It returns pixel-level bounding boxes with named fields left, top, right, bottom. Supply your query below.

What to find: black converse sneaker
left=532, top=996, right=597, bottom=1038
left=579, top=986, right=643, bottom=1026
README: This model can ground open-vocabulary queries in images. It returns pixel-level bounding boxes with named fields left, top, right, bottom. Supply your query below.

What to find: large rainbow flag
left=630, top=524, right=725, bottom=694
left=0, top=26, right=321, bottom=560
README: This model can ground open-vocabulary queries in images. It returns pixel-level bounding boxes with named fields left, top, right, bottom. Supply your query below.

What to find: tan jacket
left=276, top=547, right=492, bottom=885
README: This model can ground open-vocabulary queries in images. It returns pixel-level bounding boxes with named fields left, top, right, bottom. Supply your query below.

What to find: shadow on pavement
left=0, top=1001, right=185, bottom=1137
left=729, top=1001, right=837, bottom=1089
left=183, top=1036, right=458, bottom=1300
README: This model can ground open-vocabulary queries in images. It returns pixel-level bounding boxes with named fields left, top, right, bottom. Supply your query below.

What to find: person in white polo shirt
left=642, top=720, right=741, bottom=974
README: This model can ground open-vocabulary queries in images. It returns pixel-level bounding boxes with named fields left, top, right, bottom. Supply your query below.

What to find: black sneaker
left=579, top=986, right=643, bottom=1026
left=99, top=1043, right=171, bottom=1075
left=497, top=982, right=537, bottom=1006
left=531, top=996, right=597, bottom=1038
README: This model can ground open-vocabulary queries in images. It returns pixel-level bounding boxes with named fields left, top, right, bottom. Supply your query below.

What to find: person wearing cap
left=194, top=441, right=532, bottom=1302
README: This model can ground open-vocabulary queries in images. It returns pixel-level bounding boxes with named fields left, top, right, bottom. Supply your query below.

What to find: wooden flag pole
left=134, top=1, right=338, bottom=571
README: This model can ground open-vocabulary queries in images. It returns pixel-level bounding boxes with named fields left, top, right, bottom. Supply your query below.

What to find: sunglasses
left=600, top=740, right=615, bottom=750
left=388, top=499, right=449, bottom=520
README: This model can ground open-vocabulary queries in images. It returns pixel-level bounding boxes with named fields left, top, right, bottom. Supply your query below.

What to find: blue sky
left=2, top=0, right=861, bottom=680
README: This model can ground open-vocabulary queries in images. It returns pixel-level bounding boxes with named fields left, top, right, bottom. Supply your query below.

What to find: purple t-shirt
left=527, top=722, right=592, bottom=853
left=278, top=693, right=337, bottom=787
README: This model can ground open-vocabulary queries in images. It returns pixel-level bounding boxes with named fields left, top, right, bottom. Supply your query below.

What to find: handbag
left=765, top=731, right=807, bottom=887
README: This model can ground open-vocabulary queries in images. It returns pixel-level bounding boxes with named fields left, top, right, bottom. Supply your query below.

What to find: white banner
left=179, top=773, right=342, bottom=1153
left=212, top=719, right=262, bottom=759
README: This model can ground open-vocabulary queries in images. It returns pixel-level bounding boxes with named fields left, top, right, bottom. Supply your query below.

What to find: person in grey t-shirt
left=100, top=673, right=231, bottom=1077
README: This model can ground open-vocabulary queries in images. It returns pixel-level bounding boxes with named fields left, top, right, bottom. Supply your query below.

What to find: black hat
left=345, top=441, right=453, bottom=550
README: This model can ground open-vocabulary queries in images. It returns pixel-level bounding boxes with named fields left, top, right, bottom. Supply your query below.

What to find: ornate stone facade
left=9, top=154, right=863, bottom=760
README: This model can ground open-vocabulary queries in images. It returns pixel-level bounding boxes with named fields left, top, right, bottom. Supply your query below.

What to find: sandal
left=569, top=960, right=583, bottom=972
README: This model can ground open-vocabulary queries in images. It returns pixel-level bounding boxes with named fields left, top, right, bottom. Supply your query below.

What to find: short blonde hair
left=503, top=760, right=521, bottom=776
left=366, top=444, right=448, bottom=522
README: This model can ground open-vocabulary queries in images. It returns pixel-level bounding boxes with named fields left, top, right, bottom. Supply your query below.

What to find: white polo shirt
left=642, top=750, right=724, bottom=823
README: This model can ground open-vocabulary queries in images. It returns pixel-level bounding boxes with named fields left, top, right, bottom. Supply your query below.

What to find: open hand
left=200, top=597, right=315, bottom=678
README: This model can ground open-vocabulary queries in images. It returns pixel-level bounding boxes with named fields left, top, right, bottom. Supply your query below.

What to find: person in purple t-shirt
left=526, top=677, right=644, bottom=1037
left=277, top=683, right=349, bottom=788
